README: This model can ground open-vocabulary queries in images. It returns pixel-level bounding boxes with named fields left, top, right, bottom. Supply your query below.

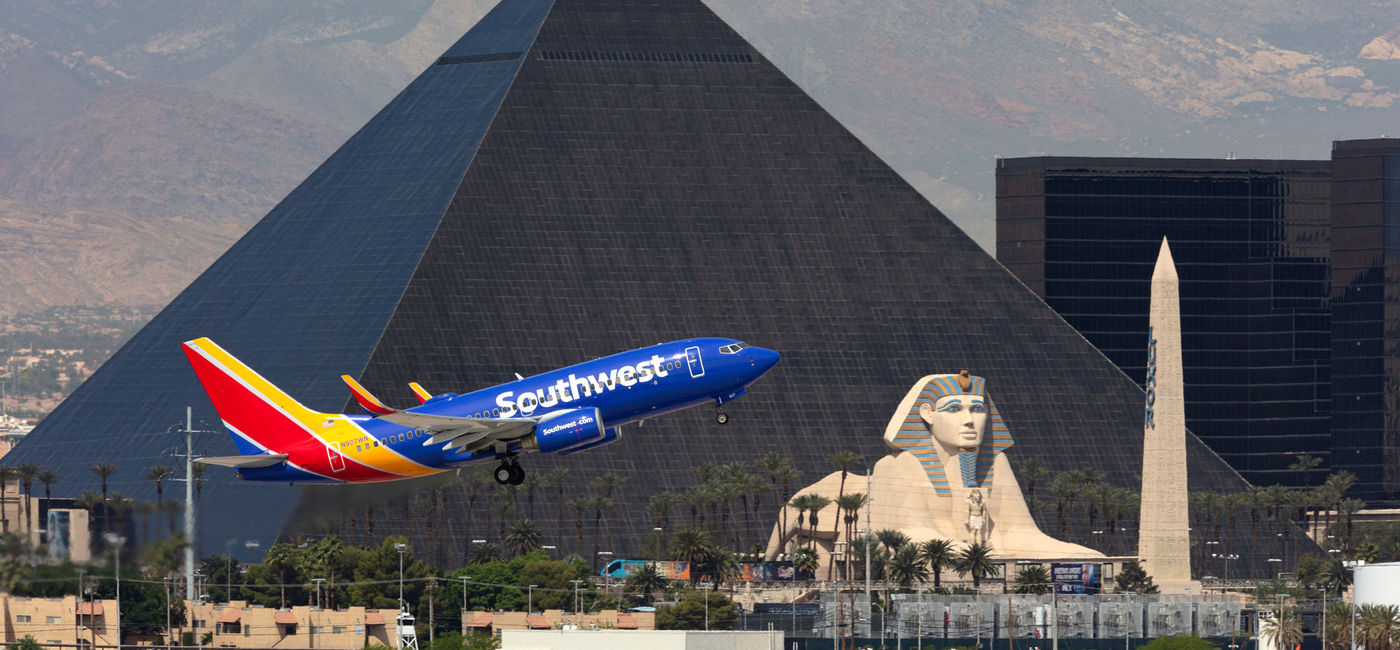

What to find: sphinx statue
left=765, top=371, right=1102, bottom=570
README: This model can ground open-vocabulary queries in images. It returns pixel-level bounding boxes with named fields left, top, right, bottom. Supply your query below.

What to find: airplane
left=181, top=337, right=780, bottom=486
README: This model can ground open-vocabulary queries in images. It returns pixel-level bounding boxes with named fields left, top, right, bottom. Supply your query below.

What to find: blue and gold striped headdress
left=882, top=372, right=1014, bottom=496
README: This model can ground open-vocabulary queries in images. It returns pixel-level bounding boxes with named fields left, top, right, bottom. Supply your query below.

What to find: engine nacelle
left=534, top=407, right=606, bottom=454
left=559, top=427, right=620, bottom=456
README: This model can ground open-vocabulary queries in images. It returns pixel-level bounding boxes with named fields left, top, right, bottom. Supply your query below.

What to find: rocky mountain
left=0, top=0, right=1396, bottom=312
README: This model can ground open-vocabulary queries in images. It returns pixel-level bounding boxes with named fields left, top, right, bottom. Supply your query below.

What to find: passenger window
left=398, top=433, right=405, bottom=442
left=493, top=408, right=500, bottom=416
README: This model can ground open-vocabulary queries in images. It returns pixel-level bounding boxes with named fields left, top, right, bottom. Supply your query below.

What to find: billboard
left=1052, top=563, right=1101, bottom=594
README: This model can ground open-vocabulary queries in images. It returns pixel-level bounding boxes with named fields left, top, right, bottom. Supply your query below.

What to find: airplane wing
left=196, top=454, right=290, bottom=468
left=380, top=411, right=538, bottom=453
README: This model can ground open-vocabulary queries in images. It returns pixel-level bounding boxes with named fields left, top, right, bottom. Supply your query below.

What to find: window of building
left=15, top=615, right=29, bottom=623
left=46, top=616, right=61, bottom=624
left=244, top=625, right=251, bottom=637
left=333, top=626, right=345, bottom=634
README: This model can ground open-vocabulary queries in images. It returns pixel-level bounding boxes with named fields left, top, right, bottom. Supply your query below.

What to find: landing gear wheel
left=493, top=464, right=514, bottom=485
left=507, top=462, right=525, bottom=486
left=716, top=410, right=729, bottom=425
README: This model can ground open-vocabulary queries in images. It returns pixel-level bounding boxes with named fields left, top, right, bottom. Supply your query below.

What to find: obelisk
left=1138, top=238, right=1197, bottom=592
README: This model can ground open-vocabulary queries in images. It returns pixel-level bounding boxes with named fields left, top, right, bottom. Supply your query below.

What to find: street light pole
left=105, top=533, right=125, bottom=650
left=395, top=543, right=407, bottom=608
left=528, top=584, right=538, bottom=616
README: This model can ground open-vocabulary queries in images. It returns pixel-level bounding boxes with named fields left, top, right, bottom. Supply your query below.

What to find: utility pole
left=171, top=408, right=219, bottom=599
left=865, top=468, right=872, bottom=599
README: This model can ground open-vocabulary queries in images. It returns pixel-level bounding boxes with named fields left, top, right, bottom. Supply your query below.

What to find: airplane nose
left=751, top=347, right=781, bottom=374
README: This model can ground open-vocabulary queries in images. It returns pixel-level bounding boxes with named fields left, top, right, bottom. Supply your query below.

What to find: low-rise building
left=464, top=609, right=654, bottom=633
left=187, top=601, right=398, bottom=649
left=0, top=595, right=116, bottom=648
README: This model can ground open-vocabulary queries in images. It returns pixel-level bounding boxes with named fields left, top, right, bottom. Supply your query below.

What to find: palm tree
left=35, top=470, right=57, bottom=513
left=0, top=466, right=15, bottom=533
left=490, top=493, right=517, bottom=540
left=89, top=463, right=116, bottom=500
left=135, top=500, right=157, bottom=543
left=1261, top=603, right=1305, bottom=650
left=15, top=464, right=38, bottom=533
left=792, top=494, right=831, bottom=552
left=919, top=539, right=956, bottom=589
left=1321, top=557, right=1353, bottom=595
left=1014, top=565, right=1052, bottom=594
left=824, top=450, right=863, bottom=579
left=838, top=493, right=869, bottom=579
left=468, top=542, right=501, bottom=565
left=263, top=543, right=297, bottom=608
left=886, top=543, right=929, bottom=590
left=1014, top=457, right=1047, bottom=504
left=545, top=467, right=570, bottom=535
left=191, top=463, right=206, bottom=501
left=671, top=526, right=715, bottom=587
left=590, top=472, right=627, bottom=552
left=503, top=519, right=542, bottom=557
left=624, top=562, right=669, bottom=605
left=773, top=465, right=802, bottom=549
left=1290, top=453, right=1322, bottom=488
left=566, top=497, right=590, bottom=557
left=791, top=547, right=819, bottom=579
left=876, top=529, right=909, bottom=557
left=955, top=542, right=999, bottom=589
left=521, top=472, right=543, bottom=520
left=1338, top=498, right=1365, bottom=551
left=144, top=466, right=174, bottom=507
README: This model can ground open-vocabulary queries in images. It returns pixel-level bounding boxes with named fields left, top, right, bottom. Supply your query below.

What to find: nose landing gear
left=716, top=407, right=729, bottom=425
left=493, top=458, right=525, bottom=485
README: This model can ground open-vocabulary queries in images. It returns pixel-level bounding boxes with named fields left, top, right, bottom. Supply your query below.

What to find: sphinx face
left=920, top=394, right=988, bottom=450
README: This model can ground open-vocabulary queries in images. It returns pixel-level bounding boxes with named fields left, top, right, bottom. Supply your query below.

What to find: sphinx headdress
left=882, top=372, right=1014, bottom=496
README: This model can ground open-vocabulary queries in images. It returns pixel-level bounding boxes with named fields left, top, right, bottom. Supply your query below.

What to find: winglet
left=408, top=382, right=431, bottom=404
left=340, top=375, right=398, bottom=415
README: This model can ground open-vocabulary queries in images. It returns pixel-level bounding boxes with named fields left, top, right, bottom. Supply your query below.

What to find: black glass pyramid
left=10, top=0, right=1285, bottom=573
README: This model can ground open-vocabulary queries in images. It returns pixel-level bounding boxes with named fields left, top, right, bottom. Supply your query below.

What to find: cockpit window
left=719, top=342, right=751, bottom=354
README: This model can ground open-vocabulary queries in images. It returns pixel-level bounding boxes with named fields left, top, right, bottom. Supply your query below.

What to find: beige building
left=188, top=601, right=400, bottom=649
left=0, top=595, right=116, bottom=648
left=464, top=609, right=654, bottom=634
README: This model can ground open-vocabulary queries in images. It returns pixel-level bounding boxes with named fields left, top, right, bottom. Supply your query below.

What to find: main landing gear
left=493, top=458, right=525, bottom=486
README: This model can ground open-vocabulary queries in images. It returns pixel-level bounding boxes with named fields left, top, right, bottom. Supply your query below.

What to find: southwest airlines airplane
left=182, top=337, right=780, bottom=486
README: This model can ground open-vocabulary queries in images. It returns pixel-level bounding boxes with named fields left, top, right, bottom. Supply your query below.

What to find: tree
left=545, top=468, right=571, bottom=536
left=773, top=465, right=802, bottom=549
left=1014, top=565, right=1051, bottom=594
left=886, top=543, right=929, bottom=589
left=14, top=464, right=38, bottom=533
left=671, top=527, right=715, bottom=587
left=1015, top=457, right=1047, bottom=504
left=919, top=539, right=956, bottom=589
left=1115, top=560, right=1159, bottom=594
left=517, top=559, right=589, bottom=611
left=655, top=590, right=738, bottom=630
left=589, top=472, right=628, bottom=552
left=144, top=466, right=174, bottom=507
left=837, top=493, right=868, bottom=578
left=34, top=470, right=57, bottom=512
left=875, top=529, right=909, bottom=557
left=954, top=542, right=999, bottom=589
left=791, top=547, right=819, bottom=579
left=824, top=450, right=863, bottom=580
left=1261, top=604, right=1304, bottom=650
left=503, top=519, right=542, bottom=558
left=469, top=543, right=501, bottom=565
left=624, top=562, right=670, bottom=606
left=790, top=493, right=831, bottom=552
left=9, top=636, right=42, bottom=650
left=90, top=463, right=117, bottom=500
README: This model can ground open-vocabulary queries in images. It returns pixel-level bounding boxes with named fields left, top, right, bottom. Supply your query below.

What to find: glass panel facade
left=997, top=157, right=1333, bottom=488
left=1330, top=140, right=1400, bottom=503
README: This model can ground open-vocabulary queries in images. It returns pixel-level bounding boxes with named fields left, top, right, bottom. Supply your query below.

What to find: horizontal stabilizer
left=196, top=454, right=290, bottom=469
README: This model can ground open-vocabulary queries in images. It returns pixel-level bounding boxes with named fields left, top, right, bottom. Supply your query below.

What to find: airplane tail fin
left=182, top=337, right=328, bottom=456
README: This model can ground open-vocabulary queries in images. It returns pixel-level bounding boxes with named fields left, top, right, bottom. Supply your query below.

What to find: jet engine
left=533, top=407, right=606, bottom=454
left=558, top=427, right=621, bottom=456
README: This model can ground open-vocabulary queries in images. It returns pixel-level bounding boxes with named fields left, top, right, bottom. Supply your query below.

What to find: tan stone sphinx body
left=765, top=373, right=1101, bottom=569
